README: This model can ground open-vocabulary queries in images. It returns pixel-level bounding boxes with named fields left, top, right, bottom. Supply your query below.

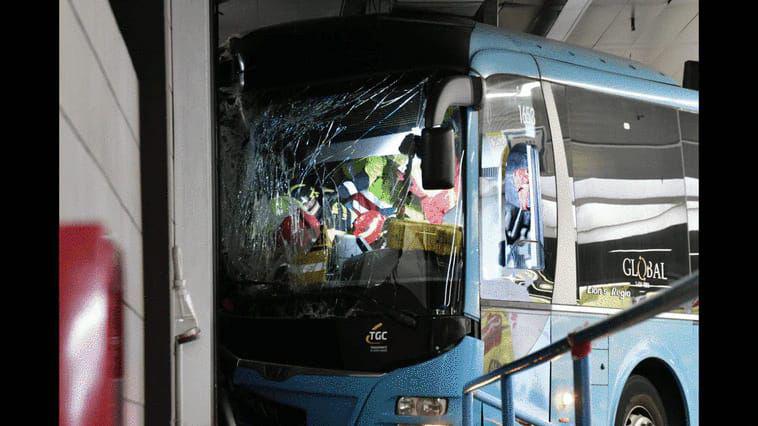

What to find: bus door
left=477, top=74, right=559, bottom=425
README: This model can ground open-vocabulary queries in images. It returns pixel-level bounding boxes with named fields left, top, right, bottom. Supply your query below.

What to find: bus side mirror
left=420, top=127, right=455, bottom=190
left=420, top=76, right=483, bottom=190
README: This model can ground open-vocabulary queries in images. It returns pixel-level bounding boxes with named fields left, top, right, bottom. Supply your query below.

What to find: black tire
left=614, top=375, right=668, bottom=426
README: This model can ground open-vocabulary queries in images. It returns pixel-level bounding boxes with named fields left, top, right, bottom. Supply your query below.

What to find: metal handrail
left=463, top=271, right=699, bottom=426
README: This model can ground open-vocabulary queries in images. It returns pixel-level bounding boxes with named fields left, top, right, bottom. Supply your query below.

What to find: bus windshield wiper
left=347, top=291, right=418, bottom=329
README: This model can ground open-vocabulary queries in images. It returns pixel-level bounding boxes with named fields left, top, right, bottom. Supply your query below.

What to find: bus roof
left=470, top=23, right=698, bottom=112
left=470, top=23, right=677, bottom=86
left=224, top=15, right=697, bottom=111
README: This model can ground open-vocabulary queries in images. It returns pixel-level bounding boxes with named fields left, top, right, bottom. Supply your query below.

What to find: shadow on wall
left=108, top=0, right=171, bottom=424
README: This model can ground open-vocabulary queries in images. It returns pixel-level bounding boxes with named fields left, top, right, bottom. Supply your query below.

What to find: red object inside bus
left=59, top=224, right=123, bottom=426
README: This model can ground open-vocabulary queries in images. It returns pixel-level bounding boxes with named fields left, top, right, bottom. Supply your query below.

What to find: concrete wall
left=59, top=0, right=144, bottom=424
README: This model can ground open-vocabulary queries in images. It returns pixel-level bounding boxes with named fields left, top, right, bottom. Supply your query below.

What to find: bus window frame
left=545, top=81, right=697, bottom=319
left=477, top=74, right=561, bottom=308
left=478, top=77, right=698, bottom=321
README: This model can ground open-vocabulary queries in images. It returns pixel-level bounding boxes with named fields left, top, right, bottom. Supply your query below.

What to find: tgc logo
left=365, top=323, right=388, bottom=345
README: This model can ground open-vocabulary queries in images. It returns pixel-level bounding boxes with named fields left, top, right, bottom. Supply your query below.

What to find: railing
left=462, top=271, right=699, bottom=426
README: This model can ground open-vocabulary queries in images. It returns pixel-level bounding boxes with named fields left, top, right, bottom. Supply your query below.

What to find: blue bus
left=217, top=13, right=698, bottom=426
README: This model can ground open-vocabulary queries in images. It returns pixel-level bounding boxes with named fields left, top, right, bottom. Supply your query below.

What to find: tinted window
left=555, top=84, right=690, bottom=308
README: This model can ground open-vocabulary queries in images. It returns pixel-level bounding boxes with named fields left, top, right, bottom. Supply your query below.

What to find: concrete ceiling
left=217, top=0, right=343, bottom=43
left=552, top=0, right=698, bottom=84
left=216, top=0, right=553, bottom=43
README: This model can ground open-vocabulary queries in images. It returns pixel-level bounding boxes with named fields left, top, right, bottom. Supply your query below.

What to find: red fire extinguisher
left=59, top=224, right=123, bottom=426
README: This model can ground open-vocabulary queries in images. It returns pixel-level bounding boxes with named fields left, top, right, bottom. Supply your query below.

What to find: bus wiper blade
left=382, top=306, right=417, bottom=328
left=348, top=291, right=418, bottom=328
left=228, top=279, right=277, bottom=288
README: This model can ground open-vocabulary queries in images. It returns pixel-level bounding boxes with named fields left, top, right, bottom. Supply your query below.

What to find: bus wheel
left=614, top=375, right=667, bottom=426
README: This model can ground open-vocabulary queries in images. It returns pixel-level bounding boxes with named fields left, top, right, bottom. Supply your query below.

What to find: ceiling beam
left=475, top=0, right=498, bottom=26
left=545, top=0, right=593, bottom=41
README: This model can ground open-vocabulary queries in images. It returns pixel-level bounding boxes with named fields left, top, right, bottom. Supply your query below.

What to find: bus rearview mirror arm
left=425, top=76, right=484, bottom=128
left=420, top=76, right=484, bottom=190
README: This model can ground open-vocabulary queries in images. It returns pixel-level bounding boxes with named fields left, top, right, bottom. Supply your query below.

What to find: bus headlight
left=396, top=397, right=448, bottom=416
left=557, top=391, right=574, bottom=410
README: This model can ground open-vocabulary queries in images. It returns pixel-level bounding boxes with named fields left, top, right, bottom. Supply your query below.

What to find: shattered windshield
left=218, top=74, right=465, bottom=320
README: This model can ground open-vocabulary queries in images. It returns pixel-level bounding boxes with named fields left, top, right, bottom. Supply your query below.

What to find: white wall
left=59, top=0, right=144, bottom=424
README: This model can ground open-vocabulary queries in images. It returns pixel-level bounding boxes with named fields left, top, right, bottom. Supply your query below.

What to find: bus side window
left=479, top=75, right=557, bottom=304
left=680, top=111, right=698, bottom=272
left=558, top=84, right=690, bottom=308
